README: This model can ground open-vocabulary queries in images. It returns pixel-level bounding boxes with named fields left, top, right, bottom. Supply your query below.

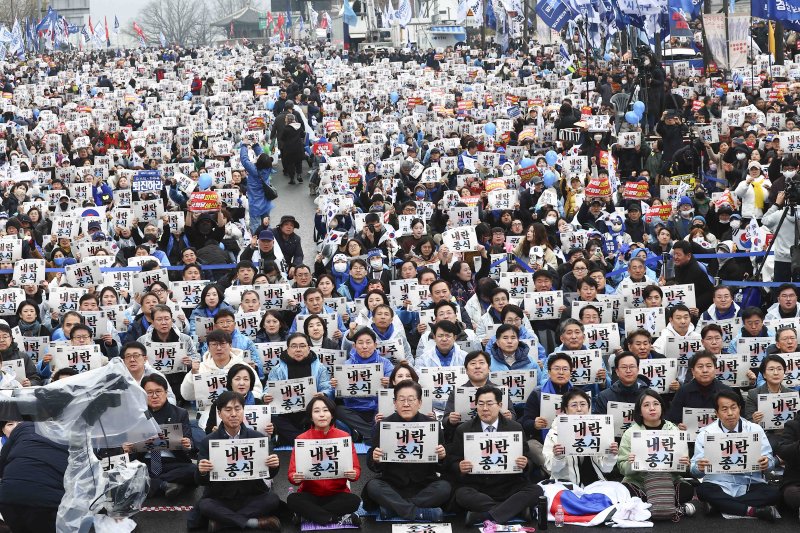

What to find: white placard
left=209, top=437, right=271, bottom=481
left=52, top=344, right=103, bottom=373
left=631, top=430, right=690, bottom=471
left=623, top=308, right=666, bottom=337
left=333, top=363, right=382, bottom=398
left=716, top=354, right=751, bottom=388
left=379, top=421, right=440, bottom=463
left=130, top=423, right=184, bottom=453
left=243, top=405, right=272, bottom=434
left=555, top=414, right=615, bottom=456
left=639, top=359, right=678, bottom=394
left=295, top=437, right=354, bottom=479
left=463, top=431, right=524, bottom=474
left=683, top=407, right=718, bottom=442
left=489, top=370, right=537, bottom=404
left=193, top=371, right=228, bottom=411
left=524, top=291, right=563, bottom=321
left=702, top=432, right=761, bottom=473
left=145, top=341, right=186, bottom=375
left=418, top=366, right=467, bottom=403
left=757, top=392, right=800, bottom=430
left=267, top=377, right=317, bottom=414
left=608, top=401, right=635, bottom=438
left=564, top=349, right=604, bottom=385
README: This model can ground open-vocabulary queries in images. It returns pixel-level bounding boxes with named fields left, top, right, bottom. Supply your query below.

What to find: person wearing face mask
left=767, top=156, right=798, bottom=206
left=365, top=249, right=390, bottom=289
left=668, top=196, right=695, bottom=239
left=735, top=161, right=771, bottom=220
left=763, top=187, right=800, bottom=282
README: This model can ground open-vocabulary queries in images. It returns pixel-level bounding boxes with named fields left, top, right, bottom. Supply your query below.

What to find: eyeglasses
left=72, top=335, right=91, bottom=341
left=395, top=397, right=419, bottom=404
left=573, top=266, right=588, bottom=272
left=145, top=390, right=165, bottom=397
left=550, top=366, right=571, bottom=373
left=288, top=343, right=309, bottom=349
left=0, top=335, right=11, bottom=341
left=216, top=320, right=235, bottom=326
left=476, top=401, right=498, bottom=408
left=208, top=341, right=230, bottom=348
left=504, top=317, right=522, bottom=324
left=567, top=402, right=590, bottom=409
left=152, top=288, right=166, bottom=294
left=617, top=365, right=638, bottom=372
left=124, top=353, right=145, bottom=360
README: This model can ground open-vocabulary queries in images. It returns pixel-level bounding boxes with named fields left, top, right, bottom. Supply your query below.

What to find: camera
left=785, top=177, right=800, bottom=206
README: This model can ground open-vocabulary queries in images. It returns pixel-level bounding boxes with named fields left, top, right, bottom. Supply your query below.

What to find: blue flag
left=486, top=0, right=496, bottom=29
left=285, top=11, right=292, bottom=28
left=342, top=0, right=358, bottom=27
left=752, top=0, right=800, bottom=20
left=536, top=0, right=571, bottom=30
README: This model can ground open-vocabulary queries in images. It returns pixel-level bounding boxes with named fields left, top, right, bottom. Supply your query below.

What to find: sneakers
left=415, top=507, right=444, bottom=523
left=682, top=503, right=696, bottom=517
left=754, top=506, right=779, bottom=522
left=164, top=482, right=184, bottom=499
left=258, top=516, right=282, bottom=531
left=337, top=513, right=362, bottom=528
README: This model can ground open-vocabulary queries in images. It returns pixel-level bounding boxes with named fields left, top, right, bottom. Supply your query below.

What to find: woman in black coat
left=280, top=115, right=306, bottom=185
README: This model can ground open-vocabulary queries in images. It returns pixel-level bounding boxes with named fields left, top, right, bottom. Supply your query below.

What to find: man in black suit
left=447, top=385, right=543, bottom=525
left=195, top=391, right=281, bottom=532
left=123, top=374, right=196, bottom=499
left=364, top=380, right=451, bottom=522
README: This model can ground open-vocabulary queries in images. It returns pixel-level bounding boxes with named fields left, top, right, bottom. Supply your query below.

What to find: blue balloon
left=90, top=87, right=98, bottom=96
left=484, top=123, right=497, bottom=136
left=543, top=170, right=557, bottom=188
left=198, top=173, right=213, bottom=191
left=390, top=91, right=399, bottom=104
left=545, top=150, right=558, bottom=166
left=603, top=53, right=612, bottom=61
left=625, top=111, right=640, bottom=125
left=266, top=100, right=275, bottom=110
left=519, top=157, right=535, bottom=169
left=326, top=83, right=333, bottom=91
left=632, top=101, right=645, bottom=115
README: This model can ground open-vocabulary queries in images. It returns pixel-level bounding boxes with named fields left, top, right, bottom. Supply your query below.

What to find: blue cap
left=678, top=196, right=693, bottom=207
left=258, top=229, right=274, bottom=241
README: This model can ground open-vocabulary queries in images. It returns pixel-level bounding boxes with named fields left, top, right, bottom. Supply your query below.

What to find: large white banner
left=728, top=15, right=750, bottom=69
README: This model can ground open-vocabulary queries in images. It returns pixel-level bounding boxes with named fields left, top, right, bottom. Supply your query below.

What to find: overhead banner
left=728, top=15, right=749, bottom=69
left=703, top=14, right=728, bottom=71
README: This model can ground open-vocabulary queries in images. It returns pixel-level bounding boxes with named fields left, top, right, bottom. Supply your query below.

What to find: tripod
left=750, top=200, right=796, bottom=283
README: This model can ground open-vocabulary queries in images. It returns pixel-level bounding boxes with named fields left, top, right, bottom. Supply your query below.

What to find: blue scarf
left=489, top=307, right=503, bottom=323
left=203, top=306, right=221, bottom=318
left=244, top=391, right=255, bottom=405
left=348, top=275, right=369, bottom=299
left=372, top=323, right=395, bottom=341
left=436, top=345, right=455, bottom=367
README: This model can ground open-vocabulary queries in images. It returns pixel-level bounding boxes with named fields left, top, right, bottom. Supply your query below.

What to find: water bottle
left=536, top=496, right=548, bottom=530
left=555, top=505, right=564, bottom=528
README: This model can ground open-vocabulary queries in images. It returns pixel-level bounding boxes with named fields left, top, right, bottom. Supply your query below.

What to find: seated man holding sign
left=690, top=390, right=780, bottom=521
left=195, top=391, right=281, bottom=531
left=287, top=396, right=361, bottom=527
left=666, top=351, right=733, bottom=429
left=123, top=374, right=196, bottom=499
left=364, top=380, right=449, bottom=522
left=447, top=385, right=542, bottom=525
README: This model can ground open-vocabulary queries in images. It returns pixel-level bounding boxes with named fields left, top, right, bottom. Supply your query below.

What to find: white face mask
left=784, top=170, right=797, bottom=179
left=593, top=134, right=602, bottom=142
left=545, top=216, right=557, bottom=225
left=333, top=262, right=347, bottom=273
left=736, top=152, right=746, bottom=160
left=730, top=220, right=741, bottom=230
left=369, top=259, right=383, bottom=270
left=680, top=209, right=694, bottom=219
left=611, top=223, right=623, bottom=232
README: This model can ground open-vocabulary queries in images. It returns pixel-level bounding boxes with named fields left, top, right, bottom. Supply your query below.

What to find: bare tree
left=0, top=0, right=40, bottom=28
left=137, top=0, right=214, bottom=47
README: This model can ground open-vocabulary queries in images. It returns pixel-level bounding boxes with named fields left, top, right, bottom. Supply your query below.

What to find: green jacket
left=617, top=420, right=686, bottom=489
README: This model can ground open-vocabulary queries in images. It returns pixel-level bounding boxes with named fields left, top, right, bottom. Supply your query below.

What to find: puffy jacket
left=0, top=422, right=68, bottom=507
left=267, top=351, right=334, bottom=399
left=592, top=375, right=652, bottom=414
left=488, top=341, right=537, bottom=372
left=618, top=420, right=685, bottom=489
left=341, top=349, right=393, bottom=412
left=762, top=204, right=798, bottom=263
left=543, top=424, right=616, bottom=486
left=240, top=143, right=274, bottom=224
left=180, top=348, right=263, bottom=401
left=288, top=426, right=360, bottom=496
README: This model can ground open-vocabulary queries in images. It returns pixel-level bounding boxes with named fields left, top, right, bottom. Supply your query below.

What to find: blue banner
left=132, top=170, right=163, bottom=193
left=752, top=0, right=800, bottom=21
left=536, top=0, right=571, bottom=31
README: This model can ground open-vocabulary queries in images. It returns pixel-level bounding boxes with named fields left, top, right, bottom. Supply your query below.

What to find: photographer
left=762, top=185, right=800, bottom=282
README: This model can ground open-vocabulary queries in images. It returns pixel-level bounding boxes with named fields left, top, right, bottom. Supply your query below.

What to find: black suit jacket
left=196, top=425, right=278, bottom=500
left=132, top=402, right=193, bottom=464
left=446, top=416, right=531, bottom=499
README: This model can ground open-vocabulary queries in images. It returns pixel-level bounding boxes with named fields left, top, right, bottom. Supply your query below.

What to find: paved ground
left=135, top=166, right=800, bottom=531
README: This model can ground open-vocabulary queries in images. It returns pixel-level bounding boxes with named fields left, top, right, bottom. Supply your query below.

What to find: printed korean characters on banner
left=757, top=392, right=800, bottom=430
left=193, top=371, right=228, bottom=411
left=209, top=438, right=271, bottom=481
left=267, top=377, right=316, bottom=414
left=243, top=405, right=272, bottom=434
left=334, top=364, right=382, bottom=398
left=12, top=259, right=45, bottom=286
left=316, top=348, right=347, bottom=377
left=555, top=414, right=614, bottom=456
left=639, top=359, right=679, bottom=394
left=130, top=423, right=184, bottom=453
left=737, top=337, right=772, bottom=370
left=702, top=433, right=761, bottom=474
left=624, top=308, right=666, bottom=337
left=0, top=289, right=24, bottom=316
left=698, top=317, right=741, bottom=347
left=683, top=408, right=718, bottom=442
left=464, top=431, right=524, bottom=474
left=145, top=342, right=186, bottom=374
left=489, top=370, right=537, bottom=405
left=570, top=300, right=614, bottom=323
left=715, top=354, right=751, bottom=388
left=781, top=353, right=800, bottom=387
left=255, top=342, right=284, bottom=377
left=664, top=334, right=703, bottom=368
left=454, top=386, right=508, bottom=419
left=1, top=359, right=25, bottom=384
left=630, top=431, right=690, bottom=472
left=378, top=388, right=433, bottom=417
left=52, top=344, right=103, bottom=374
left=584, top=323, right=621, bottom=355
left=608, top=401, right=635, bottom=438
left=563, top=349, right=604, bottom=385
left=295, top=437, right=354, bottom=479
left=379, top=421, right=440, bottom=463
left=391, top=525, right=452, bottom=533
left=419, top=366, right=467, bottom=405
left=442, top=226, right=478, bottom=253
left=661, top=284, right=696, bottom=309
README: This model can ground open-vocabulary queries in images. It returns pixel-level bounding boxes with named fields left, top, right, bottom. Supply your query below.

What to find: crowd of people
left=0, top=34, right=798, bottom=532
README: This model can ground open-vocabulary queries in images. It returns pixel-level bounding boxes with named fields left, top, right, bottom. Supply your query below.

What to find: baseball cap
left=258, top=229, right=275, bottom=241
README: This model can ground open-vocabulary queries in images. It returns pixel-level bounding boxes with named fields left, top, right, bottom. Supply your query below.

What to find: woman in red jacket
left=287, top=396, right=362, bottom=527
